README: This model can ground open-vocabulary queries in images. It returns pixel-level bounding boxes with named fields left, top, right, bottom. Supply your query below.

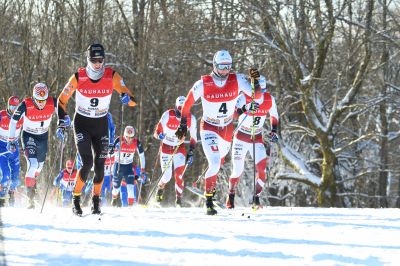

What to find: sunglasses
left=216, top=64, right=232, bottom=70
left=35, top=99, right=47, bottom=104
left=89, top=58, right=104, bottom=64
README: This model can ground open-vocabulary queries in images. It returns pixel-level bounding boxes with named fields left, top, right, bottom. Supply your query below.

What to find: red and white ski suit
left=230, top=92, right=279, bottom=195
left=154, top=109, right=197, bottom=197
left=180, top=73, right=261, bottom=194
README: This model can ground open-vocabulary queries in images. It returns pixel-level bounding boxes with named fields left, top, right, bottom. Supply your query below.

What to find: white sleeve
left=189, top=114, right=198, bottom=143
left=235, top=93, right=246, bottom=108
left=269, top=95, right=279, bottom=122
left=191, top=79, right=204, bottom=101
left=236, top=73, right=252, bottom=96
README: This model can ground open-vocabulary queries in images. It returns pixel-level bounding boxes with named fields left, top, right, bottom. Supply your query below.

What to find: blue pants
left=0, top=141, right=20, bottom=197
left=61, top=189, right=73, bottom=207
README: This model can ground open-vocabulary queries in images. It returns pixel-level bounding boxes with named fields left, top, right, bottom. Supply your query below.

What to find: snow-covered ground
left=1, top=206, right=400, bottom=266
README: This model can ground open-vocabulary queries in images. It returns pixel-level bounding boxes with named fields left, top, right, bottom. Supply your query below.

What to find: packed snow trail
left=1, top=206, right=400, bottom=265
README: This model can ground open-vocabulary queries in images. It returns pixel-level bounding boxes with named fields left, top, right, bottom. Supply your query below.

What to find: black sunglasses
left=89, top=58, right=104, bottom=64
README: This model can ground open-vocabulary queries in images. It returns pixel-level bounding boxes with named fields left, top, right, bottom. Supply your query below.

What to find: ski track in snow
left=1, top=206, right=400, bottom=266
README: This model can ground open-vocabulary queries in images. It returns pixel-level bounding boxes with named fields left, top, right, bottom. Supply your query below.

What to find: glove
left=63, top=115, right=71, bottom=127
left=186, top=147, right=194, bottom=166
left=242, top=101, right=260, bottom=112
left=58, top=115, right=71, bottom=129
left=7, top=140, right=17, bottom=152
left=248, top=68, right=260, bottom=80
left=140, top=172, right=147, bottom=184
left=56, top=127, right=65, bottom=140
left=108, top=144, right=115, bottom=155
left=175, top=118, right=187, bottom=140
left=270, top=129, right=279, bottom=143
left=120, top=93, right=130, bottom=105
left=158, top=133, right=165, bottom=140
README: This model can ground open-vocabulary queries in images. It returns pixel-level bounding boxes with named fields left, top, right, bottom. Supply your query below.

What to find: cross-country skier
left=175, top=50, right=262, bottom=215
left=153, top=96, right=197, bottom=207
left=111, top=126, right=146, bottom=207
left=0, top=96, right=23, bottom=207
left=53, top=159, right=77, bottom=207
left=7, top=83, right=58, bottom=209
left=227, top=76, right=279, bottom=209
left=57, top=43, right=136, bottom=216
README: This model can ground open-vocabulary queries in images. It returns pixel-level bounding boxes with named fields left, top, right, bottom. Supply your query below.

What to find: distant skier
left=111, top=126, right=146, bottom=207
left=7, top=83, right=58, bottom=209
left=53, top=159, right=77, bottom=207
left=153, top=96, right=197, bottom=207
left=175, top=50, right=262, bottom=215
left=56, top=43, right=137, bottom=216
left=0, top=96, right=23, bottom=207
left=227, top=76, right=279, bottom=209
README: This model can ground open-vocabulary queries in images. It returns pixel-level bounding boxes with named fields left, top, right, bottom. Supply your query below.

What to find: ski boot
left=111, top=194, right=122, bottom=207
left=206, top=195, right=217, bottom=215
left=252, top=195, right=262, bottom=210
left=175, top=196, right=182, bottom=208
left=155, top=188, right=164, bottom=203
left=91, top=195, right=101, bottom=214
left=8, top=190, right=15, bottom=207
left=72, top=195, right=83, bottom=216
left=226, top=193, right=235, bottom=209
left=26, top=186, right=36, bottom=209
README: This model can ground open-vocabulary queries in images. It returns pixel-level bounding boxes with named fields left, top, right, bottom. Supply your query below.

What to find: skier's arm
left=57, top=74, right=78, bottom=120
left=112, top=71, right=137, bottom=107
left=107, top=113, right=115, bottom=144
left=53, top=171, right=63, bottom=186
left=181, top=80, right=203, bottom=120
left=188, top=114, right=198, bottom=146
left=136, top=140, right=145, bottom=170
left=269, top=95, right=279, bottom=131
left=8, top=102, right=26, bottom=141
left=153, top=111, right=168, bottom=139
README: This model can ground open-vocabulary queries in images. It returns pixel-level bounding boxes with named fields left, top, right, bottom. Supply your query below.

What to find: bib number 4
left=218, top=103, right=227, bottom=114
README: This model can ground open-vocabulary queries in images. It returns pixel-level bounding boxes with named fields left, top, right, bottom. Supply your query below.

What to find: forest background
left=1, top=0, right=400, bottom=208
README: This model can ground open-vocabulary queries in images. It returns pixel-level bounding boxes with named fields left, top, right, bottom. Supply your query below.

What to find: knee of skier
left=26, top=158, right=39, bottom=177
left=79, top=154, right=93, bottom=180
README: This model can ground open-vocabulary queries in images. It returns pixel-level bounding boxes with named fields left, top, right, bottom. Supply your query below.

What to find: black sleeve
left=137, top=139, right=144, bottom=154
left=12, top=102, right=26, bottom=122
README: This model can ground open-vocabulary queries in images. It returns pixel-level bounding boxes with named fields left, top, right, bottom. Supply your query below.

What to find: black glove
left=175, top=118, right=187, bottom=140
left=270, top=127, right=279, bottom=143
left=108, top=144, right=115, bottom=155
left=248, top=68, right=260, bottom=80
left=186, top=146, right=195, bottom=166
left=242, top=102, right=260, bottom=113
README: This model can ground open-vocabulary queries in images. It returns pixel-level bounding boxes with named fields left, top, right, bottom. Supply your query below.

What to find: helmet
left=7, top=96, right=20, bottom=114
left=175, top=96, right=185, bottom=111
left=124, top=126, right=135, bottom=138
left=66, top=159, right=74, bottom=170
left=32, top=83, right=49, bottom=101
left=213, top=50, right=232, bottom=78
left=87, top=43, right=105, bottom=59
left=213, top=50, right=232, bottom=68
left=259, top=76, right=267, bottom=91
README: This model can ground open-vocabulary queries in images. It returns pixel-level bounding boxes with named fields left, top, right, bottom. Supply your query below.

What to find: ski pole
left=138, top=148, right=160, bottom=204
left=40, top=139, right=64, bottom=213
left=117, top=104, right=124, bottom=175
left=192, top=166, right=208, bottom=187
left=144, top=143, right=181, bottom=205
left=250, top=77, right=257, bottom=206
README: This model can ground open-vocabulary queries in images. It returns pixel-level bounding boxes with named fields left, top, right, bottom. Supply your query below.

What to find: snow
left=1, top=206, right=400, bottom=265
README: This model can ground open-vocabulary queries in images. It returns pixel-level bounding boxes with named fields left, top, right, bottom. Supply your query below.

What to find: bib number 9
left=90, top=98, right=99, bottom=107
